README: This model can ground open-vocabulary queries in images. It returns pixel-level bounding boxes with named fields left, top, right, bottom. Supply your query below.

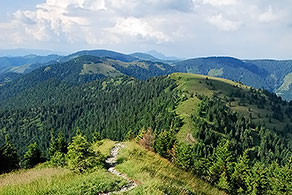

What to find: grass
left=208, top=68, right=223, bottom=77
left=170, top=73, right=292, bottom=136
left=80, top=62, right=122, bottom=77
left=0, top=166, right=69, bottom=187
left=115, top=141, right=226, bottom=195
left=0, top=140, right=127, bottom=195
left=276, top=72, right=292, bottom=96
left=92, top=139, right=116, bottom=157
left=0, top=168, right=127, bottom=195
left=175, top=97, right=199, bottom=144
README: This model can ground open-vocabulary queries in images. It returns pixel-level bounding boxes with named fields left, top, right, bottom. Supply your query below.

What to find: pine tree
left=48, top=131, right=67, bottom=159
left=23, top=142, right=43, bottom=169
left=230, top=151, right=250, bottom=194
left=208, top=140, right=233, bottom=184
left=218, top=172, right=231, bottom=192
left=154, top=130, right=176, bottom=159
left=67, top=129, right=101, bottom=172
left=245, top=162, right=269, bottom=195
left=0, top=136, right=19, bottom=173
left=175, top=143, right=194, bottom=170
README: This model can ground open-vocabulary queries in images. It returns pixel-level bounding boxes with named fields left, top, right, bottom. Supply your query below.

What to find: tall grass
left=116, top=141, right=226, bottom=195
left=0, top=140, right=126, bottom=195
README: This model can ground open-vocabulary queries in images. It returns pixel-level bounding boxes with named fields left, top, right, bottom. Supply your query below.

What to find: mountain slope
left=130, top=52, right=160, bottom=61
left=1, top=72, right=292, bottom=194
left=0, top=55, right=175, bottom=104
left=171, top=73, right=292, bottom=142
left=1, top=49, right=292, bottom=100
left=0, top=54, right=62, bottom=74
left=61, top=49, right=137, bottom=62
left=175, top=57, right=270, bottom=90
left=175, top=57, right=292, bottom=100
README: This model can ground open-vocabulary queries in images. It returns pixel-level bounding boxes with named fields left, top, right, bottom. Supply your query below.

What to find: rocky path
left=101, top=143, right=137, bottom=195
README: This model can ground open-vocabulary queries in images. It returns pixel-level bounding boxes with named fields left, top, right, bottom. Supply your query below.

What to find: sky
left=0, top=0, right=291, bottom=59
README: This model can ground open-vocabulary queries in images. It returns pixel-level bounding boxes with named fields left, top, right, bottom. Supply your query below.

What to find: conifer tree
left=67, top=128, right=101, bottom=172
left=230, top=151, right=250, bottom=194
left=23, top=142, right=43, bottom=168
left=208, top=140, right=233, bottom=184
left=0, top=136, right=19, bottom=173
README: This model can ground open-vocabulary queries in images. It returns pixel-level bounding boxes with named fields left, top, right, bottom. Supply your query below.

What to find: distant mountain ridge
left=0, top=48, right=66, bottom=57
left=0, top=54, right=63, bottom=74
left=175, top=57, right=292, bottom=100
left=1, top=49, right=292, bottom=100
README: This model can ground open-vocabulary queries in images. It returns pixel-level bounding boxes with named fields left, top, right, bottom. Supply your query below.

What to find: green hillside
left=175, top=57, right=292, bottom=100
left=171, top=73, right=292, bottom=134
left=0, top=55, right=175, bottom=104
left=1, top=72, right=292, bottom=194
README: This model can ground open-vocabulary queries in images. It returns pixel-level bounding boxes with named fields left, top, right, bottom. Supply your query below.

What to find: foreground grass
left=116, top=141, right=226, bottom=195
left=92, top=139, right=116, bottom=157
left=0, top=140, right=127, bottom=195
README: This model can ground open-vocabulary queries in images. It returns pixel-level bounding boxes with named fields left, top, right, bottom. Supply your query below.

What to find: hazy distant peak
left=146, top=50, right=182, bottom=61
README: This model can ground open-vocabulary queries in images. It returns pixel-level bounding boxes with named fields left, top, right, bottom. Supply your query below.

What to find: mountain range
left=1, top=49, right=292, bottom=194
left=0, top=49, right=292, bottom=100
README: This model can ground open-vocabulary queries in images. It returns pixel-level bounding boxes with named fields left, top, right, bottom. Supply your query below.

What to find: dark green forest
left=0, top=76, right=180, bottom=156
left=1, top=54, right=292, bottom=194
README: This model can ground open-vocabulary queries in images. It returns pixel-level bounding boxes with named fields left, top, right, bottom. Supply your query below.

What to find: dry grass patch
left=0, top=166, right=68, bottom=187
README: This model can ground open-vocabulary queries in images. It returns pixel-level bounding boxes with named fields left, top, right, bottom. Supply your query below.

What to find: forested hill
left=0, top=70, right=292, bottom=194
left=174, top=57, right=292, bottom=100
left=1, top=50, right=292, bottom=100
left=1, top=71, right=292, bottom=193
left=0, top=55, right=175, bottom=107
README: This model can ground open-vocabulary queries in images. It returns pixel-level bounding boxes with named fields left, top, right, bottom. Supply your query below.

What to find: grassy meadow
left=115, top=141, right=225, bottom=195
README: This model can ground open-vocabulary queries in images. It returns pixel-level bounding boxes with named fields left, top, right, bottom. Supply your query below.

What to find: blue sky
left=0, top=0, right=291, bottom=59
left=0, top=0, right=43, bottom=21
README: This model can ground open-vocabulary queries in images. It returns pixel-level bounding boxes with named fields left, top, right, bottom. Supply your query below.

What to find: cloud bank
left=0, top=0, right=291, bottom=58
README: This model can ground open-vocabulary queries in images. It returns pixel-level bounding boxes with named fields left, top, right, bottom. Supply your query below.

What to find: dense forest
left=1, top=55, right=292, bottom=194
left=0, top=76, right=181, bottom=156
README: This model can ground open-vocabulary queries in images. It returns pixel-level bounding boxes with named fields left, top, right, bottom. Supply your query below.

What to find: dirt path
left=101, top=143, right=137, bottom=195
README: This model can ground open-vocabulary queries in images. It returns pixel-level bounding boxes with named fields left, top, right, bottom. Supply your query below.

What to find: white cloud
left=258, top=6, right=279, bottom=23
left=109, top=17, right=170, bottom=43
left=0, top=0, right=292, bottom=58
left=200, top=0, right=238, bottom=6
left=208, top=14, right=241, bottom=31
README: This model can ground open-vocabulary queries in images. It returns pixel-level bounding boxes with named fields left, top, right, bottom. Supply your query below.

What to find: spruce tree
left=230, top=151, right=250, bottom=194
left=23, top=142, right=43, bottom=169
left=67, top=128, right=101, bottom=172
left=0, top=136, right=19, bottom=173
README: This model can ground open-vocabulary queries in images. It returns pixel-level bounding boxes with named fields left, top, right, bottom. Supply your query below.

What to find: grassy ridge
left=115, top=141, right=225, bottom=195
left=170, top=73, right=292, bottom=142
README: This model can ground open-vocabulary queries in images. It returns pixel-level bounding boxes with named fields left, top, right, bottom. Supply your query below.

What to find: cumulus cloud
left=208, top=14, right=241, bottom=31
left=0, top=0, right=291, bottom=58
left=200, top=0, right=238, bottom=6
left=258, top=6, right=280, bottom=23
left=110, top=17, right=170, bottom=43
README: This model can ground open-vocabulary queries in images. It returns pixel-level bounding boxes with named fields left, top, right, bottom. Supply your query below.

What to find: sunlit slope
left=115, top=141, right=226, bottom=195
left=170, top=73, right=292, bottom=142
